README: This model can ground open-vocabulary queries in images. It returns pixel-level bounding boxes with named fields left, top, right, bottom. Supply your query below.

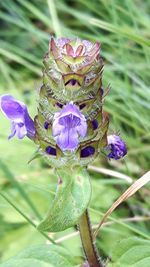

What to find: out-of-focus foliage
left=0, top=244, right=77, bottom=267
left=0, top=0, right=150, bottom=266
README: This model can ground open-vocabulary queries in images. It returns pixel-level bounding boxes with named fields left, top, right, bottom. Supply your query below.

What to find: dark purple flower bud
left=45, top=146, right=56, bottom=156
left=56, top=102, right=63, bottom=108
left=0, top=95, right=35, bottom=140
left=80, top=146, right=95, bottom=157
left=106, top=135, right=127, bottom=160
left=79, top=103, right=86, bottom=110
left=44, top=121, right=49, bottom=130
left=92, top=119, right=98, bottom=130
left=52, top=102, right=87, bottom=151
left=100, top=87, right=104, bottom=96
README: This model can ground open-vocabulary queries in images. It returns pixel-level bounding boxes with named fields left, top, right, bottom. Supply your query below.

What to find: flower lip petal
left=15, top=124, right=27, bottom=139
left=57, top=128, right=79, bottom=151
left=52, top=102, right=87, bottom=151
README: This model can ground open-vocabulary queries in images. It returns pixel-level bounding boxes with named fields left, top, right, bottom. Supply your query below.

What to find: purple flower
left=106, top=134, right=127, bottom=160
left=52, top=103, right=87, bottom=151
left=0, top=95, right=35, bottom=140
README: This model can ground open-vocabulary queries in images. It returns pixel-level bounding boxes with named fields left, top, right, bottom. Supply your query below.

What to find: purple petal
left=59, top=114, right=81, bottom=128
left=24, top=111, right=36, bottom=139
left=15, top=123, right=27, bottom=139
left=8, top=122, right=27, bottom=140
left=8, top=122, right=17, bottom=139
left=0, top=94, right=35, bottom=140
left=52, top=102, right=87, bottom=151
left=82, top=40, right=93, bottom=49
left=76, top=121, right=87, bottom=137
left=58, top=103, right=82, bottom=119
left=56, top=38, right=70, bottom=47
left=57, top=128, right=79, bottom=151
left=52, top=118, right=64, bottom=136
left=0, top=95, right=25, bottom=122
left=106, top=135, right=127, bottom=160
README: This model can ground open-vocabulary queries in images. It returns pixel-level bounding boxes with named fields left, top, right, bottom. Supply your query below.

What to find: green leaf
left=0, top=259, right=52, bottom=267
left=0, top=244, right=75, bottom=267
left=37, top=167, right=91, bottom=232
left=108, top=237, right=150, bottom=267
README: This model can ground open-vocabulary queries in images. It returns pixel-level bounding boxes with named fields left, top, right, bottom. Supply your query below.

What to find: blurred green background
left=0, top=0, right=150, bottom=265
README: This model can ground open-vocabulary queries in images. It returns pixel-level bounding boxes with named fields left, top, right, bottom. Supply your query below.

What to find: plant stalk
left=78, top=209, right=104, bottom=267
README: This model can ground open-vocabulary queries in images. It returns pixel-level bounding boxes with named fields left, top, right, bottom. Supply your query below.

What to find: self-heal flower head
left=52, top=103, right=87, bottom=151
left=34, top=37, right=108, bottom=167
left=0, top=95, right=35, bottom=140
left=106, top=134, right=127, bottom=160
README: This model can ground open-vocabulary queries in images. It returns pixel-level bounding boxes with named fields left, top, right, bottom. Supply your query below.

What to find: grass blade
left=0, top=192, right=55, bottom=244
left=0, top=160, right=42, bottom=220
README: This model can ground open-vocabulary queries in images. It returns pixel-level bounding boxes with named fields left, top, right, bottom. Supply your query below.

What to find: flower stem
left=78, top=209, right=104, bottom=267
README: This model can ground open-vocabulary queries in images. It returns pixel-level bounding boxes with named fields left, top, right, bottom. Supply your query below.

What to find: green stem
left=78, top=209, right=104, bottom=267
